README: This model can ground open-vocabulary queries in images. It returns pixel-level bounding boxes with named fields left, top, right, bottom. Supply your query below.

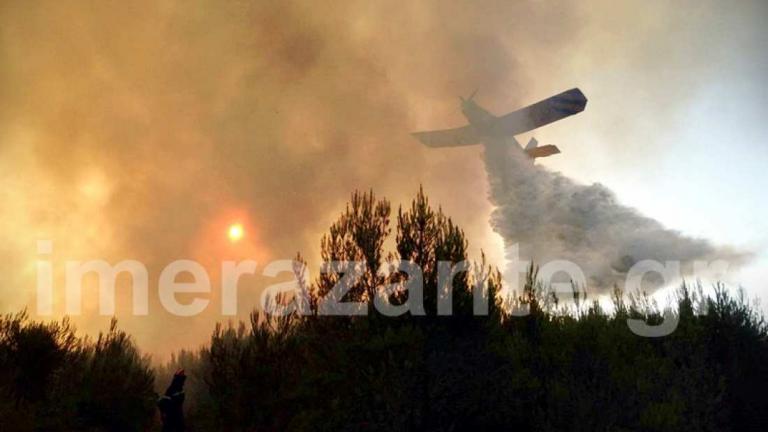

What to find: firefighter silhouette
left=158, top=369, right=186, bottom=432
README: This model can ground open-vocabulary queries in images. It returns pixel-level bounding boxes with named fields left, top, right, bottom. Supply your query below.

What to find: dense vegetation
left=0, top=315, right=155, bottom=431
left=3, top=189, right=768, bottom=431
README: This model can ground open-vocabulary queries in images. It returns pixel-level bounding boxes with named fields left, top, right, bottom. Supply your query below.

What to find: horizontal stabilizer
left=525, top=144, right=560, bottom=159
left=411, top=125, right=480, bottom=147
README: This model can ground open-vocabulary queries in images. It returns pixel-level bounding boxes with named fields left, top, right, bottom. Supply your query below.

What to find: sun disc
left=228, top=223, right=244, bottom=242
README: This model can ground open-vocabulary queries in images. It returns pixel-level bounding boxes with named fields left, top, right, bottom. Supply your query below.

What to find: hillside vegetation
left=2, top=190, right=767, bottom=431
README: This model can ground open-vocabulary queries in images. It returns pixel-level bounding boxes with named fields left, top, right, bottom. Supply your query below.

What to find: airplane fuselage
left=412, top=88, right=586, bottom=161
left=460, top=99, right=563, bottom=160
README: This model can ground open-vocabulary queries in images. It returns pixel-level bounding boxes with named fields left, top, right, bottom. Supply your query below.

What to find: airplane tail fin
left=525, top=137, right=539, bottom=150
left=525, top=143, right=560, bottom=159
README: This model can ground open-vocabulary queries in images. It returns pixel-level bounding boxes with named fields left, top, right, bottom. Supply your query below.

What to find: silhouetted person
left=158, top=369, right=186, bottom=432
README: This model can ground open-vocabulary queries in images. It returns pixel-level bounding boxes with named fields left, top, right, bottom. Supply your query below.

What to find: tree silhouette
left=3, top=189, right=768, bottom=431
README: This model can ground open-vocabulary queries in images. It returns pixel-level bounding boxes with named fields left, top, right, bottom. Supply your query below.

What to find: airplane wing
left=411, top=125, right=481, bottom=147
left=492, top=88, right=587, bottom=136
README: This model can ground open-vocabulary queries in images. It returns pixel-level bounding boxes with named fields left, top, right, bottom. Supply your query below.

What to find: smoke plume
left=0, top=0, right=763, bottom=357
left=484, top=140, right=749, bottom=290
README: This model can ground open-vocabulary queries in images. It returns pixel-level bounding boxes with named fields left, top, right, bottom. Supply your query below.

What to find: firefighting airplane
left=412, top=88, right=587, bottom=160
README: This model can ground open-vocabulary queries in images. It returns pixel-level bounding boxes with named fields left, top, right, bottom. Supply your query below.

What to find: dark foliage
left=0, top=315, right=156, bottom=431
left=162, top=189, right=768, bottom=431
left=3, top=189, right=767, bottom=431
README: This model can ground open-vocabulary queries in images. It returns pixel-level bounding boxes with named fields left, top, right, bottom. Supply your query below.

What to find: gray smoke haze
left=0, top=0, right=583, bottom=357
left=484, top=140, right=750, bottom=289
left=0, top=0, right=763, bottom=357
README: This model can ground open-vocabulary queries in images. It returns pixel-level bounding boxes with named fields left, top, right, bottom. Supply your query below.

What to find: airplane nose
left=553, top=88, right=588, bottom=113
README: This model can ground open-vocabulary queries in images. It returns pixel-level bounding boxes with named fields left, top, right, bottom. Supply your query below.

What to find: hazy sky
left=1, top=0, right=766, bottom=358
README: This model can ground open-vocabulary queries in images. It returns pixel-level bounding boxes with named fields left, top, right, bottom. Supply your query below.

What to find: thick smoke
left=0, top=0, right=763, bottom=357
left=484, top=140, right=749, bottom=290
left=0, top=0, right=579, bottom=357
